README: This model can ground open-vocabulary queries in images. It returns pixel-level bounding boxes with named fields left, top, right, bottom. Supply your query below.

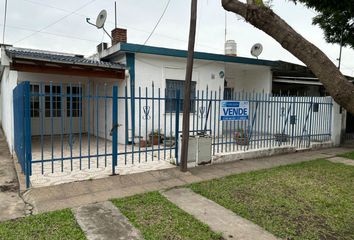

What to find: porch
left=31, top=135, right=175, bottom=187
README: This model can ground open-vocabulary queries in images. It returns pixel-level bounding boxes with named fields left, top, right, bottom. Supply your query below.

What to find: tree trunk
left=222, top=0, right=354, bottom=115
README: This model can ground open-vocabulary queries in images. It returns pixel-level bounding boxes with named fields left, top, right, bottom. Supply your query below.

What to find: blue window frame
left=165, top=79, right=196, bottom=113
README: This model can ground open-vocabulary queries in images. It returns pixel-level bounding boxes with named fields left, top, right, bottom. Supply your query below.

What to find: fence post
left=112, top=86, right=118, bottom=175
left=308, top=97, right=314, bottom=147
left=24, top=81, right=32, bottom=188
left=331, top=100, right=342, bottom=146
left=175, top=90, right=180, bottom=165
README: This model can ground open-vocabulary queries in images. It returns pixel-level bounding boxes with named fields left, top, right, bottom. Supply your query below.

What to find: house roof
left=5, top=47, right=126, bottom=70
left=100, top=42, right=276, bottom=67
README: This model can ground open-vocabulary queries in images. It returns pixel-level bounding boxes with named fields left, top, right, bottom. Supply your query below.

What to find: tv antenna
left=86, top=9, right=112, bottom=40
left=250, top=43, right=263, bottom=59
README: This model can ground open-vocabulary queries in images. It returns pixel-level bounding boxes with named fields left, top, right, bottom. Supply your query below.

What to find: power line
left=17, top=0, right=223, bottom=52
left=13, top=0, right=98, bottom=44
left=141, top=0, right=172, bottom=46
left=2, top=0, right=8, bottom=44
left=0, top=23, right=103, bottom=43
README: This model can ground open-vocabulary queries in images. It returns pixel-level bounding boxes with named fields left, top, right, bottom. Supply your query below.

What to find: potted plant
left=163, top=133, right=175, bottom=147
left=274, top=133, right=289, bottom=143
left=234, top=128, right=250, bottom=145
left=135, top=136, right=147, bottom=147
left=148, top=130, right=164, bottom=145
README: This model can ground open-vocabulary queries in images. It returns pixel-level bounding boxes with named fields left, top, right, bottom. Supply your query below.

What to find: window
left=45, top=85, right=62, bottom=117
left=66, top=86, right=82, bottom=117
left=30, top=84, right=40, bottom=118
left=165, top=79, right=196, bottom=113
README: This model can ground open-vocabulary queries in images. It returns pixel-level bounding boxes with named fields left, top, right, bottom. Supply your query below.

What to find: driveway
left=0, top=129, right=26, bottom=222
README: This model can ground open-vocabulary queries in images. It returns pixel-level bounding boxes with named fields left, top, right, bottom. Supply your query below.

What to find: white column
left=331, top=101, right=342, bottom=146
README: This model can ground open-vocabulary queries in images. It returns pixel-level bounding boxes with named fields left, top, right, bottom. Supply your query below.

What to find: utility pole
left=180, top=0, right=197, bottom=172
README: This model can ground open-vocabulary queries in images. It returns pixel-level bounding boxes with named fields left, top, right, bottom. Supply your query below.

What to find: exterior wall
left=128, top=53, right=225, bottom=143
left=225, top=64, right=272, bottom=93
left=17, top=72, right=122, bottom=144
left=1, top=67, right=18, bottom=154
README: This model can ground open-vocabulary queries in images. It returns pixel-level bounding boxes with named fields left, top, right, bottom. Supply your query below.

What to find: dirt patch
left=0, top=181, right=19, bottom=192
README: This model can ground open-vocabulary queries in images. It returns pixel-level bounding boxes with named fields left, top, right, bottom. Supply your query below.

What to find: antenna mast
left=2, top=0, right=8, bottom=44
left=115, top=1, right=117, bottom=28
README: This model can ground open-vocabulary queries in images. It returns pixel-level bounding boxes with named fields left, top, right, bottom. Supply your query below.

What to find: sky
left=1, top=0, right=353, bottom=76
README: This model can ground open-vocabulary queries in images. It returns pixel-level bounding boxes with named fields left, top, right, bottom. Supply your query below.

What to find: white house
left=0, top=27, right=346, bottom=159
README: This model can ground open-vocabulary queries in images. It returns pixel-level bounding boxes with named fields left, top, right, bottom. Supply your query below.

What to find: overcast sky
left=1, top=0, right=353, bottom=76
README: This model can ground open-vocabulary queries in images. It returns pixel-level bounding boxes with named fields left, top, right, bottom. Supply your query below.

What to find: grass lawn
left=0, top=209, right=85, bottom=240
left=338, top=151, right=354, bottom=159
left=112, top=191, right=222, bottom=240
left=189, top=159, right=354, bottom=240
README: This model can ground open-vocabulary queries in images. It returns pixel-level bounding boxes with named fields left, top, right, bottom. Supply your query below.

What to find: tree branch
left=222, top=0, right=354, bottom=114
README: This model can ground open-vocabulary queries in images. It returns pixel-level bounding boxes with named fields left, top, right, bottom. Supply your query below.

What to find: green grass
left=338, top=151, right=354, bottom=159
left=112, top=191, right=222, bottom=240
left=189, top=160, right=354, bottom=240
left=0, top=209, right=86, bottom=240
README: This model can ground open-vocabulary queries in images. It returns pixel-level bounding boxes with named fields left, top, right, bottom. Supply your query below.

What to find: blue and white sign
left=220, top=101, right=249, bottom=121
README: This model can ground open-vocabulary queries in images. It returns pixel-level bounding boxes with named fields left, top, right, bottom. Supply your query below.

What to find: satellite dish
left=250, top=43, right=263, bottom=58
left=96, top=10, right=107, bottom=29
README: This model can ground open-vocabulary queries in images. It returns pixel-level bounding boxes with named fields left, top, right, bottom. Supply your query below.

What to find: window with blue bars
left=165, top=79, right=196, bottom=113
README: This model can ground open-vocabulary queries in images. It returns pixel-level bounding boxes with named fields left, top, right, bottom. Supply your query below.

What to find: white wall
left=225, top=63, right=272, bottom=93
left=1, top=67, right=17, bottom=154
left=128, top=53, right=225, bottom=142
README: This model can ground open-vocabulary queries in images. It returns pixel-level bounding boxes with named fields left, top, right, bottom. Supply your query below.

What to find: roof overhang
left=9, top=57, right=125, bottom=79
left=100, top=43, right=276, bottom=67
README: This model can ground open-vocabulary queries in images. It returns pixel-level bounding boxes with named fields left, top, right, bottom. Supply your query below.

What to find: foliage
left=112, top=192, right=222, bottom=240
left=292, top=0, right=354, bottom=48
left=0, top=209, right=85, bottom=240
left=190, top=160, right=354, bottom=240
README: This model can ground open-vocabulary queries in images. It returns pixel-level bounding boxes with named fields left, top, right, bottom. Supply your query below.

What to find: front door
left=30, top=84, right=83, bottom=136
left=43, top=84, right=62, bottom=135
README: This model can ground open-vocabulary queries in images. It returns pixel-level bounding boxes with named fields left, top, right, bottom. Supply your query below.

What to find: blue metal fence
left=13, top=82, right=32, bottom=188
left=16, top=80, right=333, bottom=188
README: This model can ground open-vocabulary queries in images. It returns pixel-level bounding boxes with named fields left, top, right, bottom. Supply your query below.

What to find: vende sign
left=220, top=101, right=249, bottom=121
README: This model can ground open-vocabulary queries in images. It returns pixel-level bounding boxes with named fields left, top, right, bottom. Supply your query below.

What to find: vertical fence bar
left=50, top=82, right=54, bottom=173
left=145, top=87, right=148, bottom=162
left=124, top=85, right=128, bottom=165
left=139, top=87, right=142, bottom=163
left=88, top=81, right=91, bottom=169
left=104, top=83, right=107, bottom=167
left=112, top=86, right=118, bottom=175
left=69, top=83, right=73, bottom=171
left=163, top=88, right=167, bottom=160
left=175, top=90, right=180, bottom=165
left=60, top=82, right=64, bottom=172
left=40, top=83, right=44, bottom=174
left=151, top=83, right=155, bottom=161
left=24, top=82, right=32, bottom=188
left=158, top=88, right=161, bottom=161
left=79, top=82, right=82, bottom=170
left=169, top=88, right=172, bottom=159
left=217, top=87, right=221, bottom=153
left=96, top=84, right=99, bottom=167
left=212, top=90, right=217, bottom=155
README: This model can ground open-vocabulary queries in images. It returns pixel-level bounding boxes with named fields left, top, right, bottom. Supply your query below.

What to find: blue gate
left=13, top=82, right=32, bottom=188
left=22, top=81, right=181, bottom=188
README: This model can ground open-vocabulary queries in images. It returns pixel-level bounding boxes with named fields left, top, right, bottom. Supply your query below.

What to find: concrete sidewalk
left=24, top=146, right=353, bottom=214
left=163, top=188, right=278, bottom=240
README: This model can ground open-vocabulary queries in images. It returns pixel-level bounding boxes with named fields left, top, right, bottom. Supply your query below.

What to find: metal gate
left=16, top=81, right=182, bottom=188
left=13, top=82, right=32, bottom=188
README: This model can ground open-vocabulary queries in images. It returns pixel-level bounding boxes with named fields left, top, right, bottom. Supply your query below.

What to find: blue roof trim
left=118, top=43, right=276, bottom=67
